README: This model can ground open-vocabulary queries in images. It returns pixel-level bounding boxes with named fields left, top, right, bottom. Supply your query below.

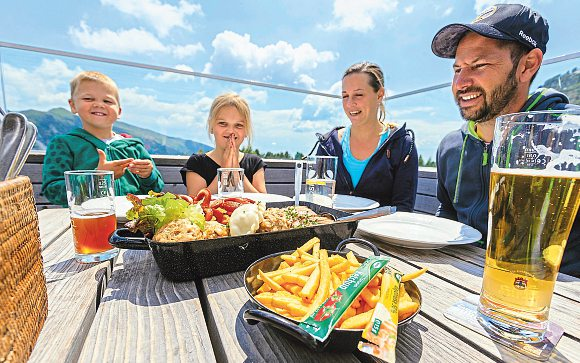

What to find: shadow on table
left=99, top=249, right=199, bottom=307
left=394, top=320, right=425, bottom=362
left=234, top=300, right=364, bottom=362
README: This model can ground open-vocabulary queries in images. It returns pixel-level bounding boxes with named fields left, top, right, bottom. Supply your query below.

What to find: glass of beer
left=64, top=170, right=119, bottom=263
left=478, top=110, right=580, bottom=342
left=305, top=155, right=338, bottom=207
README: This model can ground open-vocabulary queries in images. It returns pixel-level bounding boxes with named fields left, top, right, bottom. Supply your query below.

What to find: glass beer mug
left=478, top=110, right=580, bottom=342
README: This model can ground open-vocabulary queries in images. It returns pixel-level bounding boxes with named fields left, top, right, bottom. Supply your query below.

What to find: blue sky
left=1, top=0, right=578, bottom=159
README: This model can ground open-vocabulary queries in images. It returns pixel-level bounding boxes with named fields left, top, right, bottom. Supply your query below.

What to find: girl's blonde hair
left=70, top=71, right=120, bottom=104
left=343, top=62, right=386, bottom=122
left=207, top=93, right=253, bottom=144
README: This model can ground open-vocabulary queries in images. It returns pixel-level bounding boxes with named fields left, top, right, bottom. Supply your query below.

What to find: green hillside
left=22, top=108, right=211, bottom=155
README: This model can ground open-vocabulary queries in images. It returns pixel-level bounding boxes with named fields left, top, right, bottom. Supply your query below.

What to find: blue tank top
left=341, top=126, right=389, bottom=188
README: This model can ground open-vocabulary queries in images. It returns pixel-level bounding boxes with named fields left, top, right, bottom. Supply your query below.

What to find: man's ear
left=519, top=48, right=543, bottom=84
left=68, top=99, right=77, bottom=114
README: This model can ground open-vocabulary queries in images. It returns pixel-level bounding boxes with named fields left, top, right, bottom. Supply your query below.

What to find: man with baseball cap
left=432, top=3, right=579, bottom=277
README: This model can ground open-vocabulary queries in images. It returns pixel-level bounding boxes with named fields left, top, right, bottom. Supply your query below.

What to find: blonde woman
left=180, top=93, right=267, bottom=196
left=314, top=62, right=418, bottom=211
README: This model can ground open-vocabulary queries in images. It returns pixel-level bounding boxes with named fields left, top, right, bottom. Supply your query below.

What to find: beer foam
left=491, top=166, right=579, bottom=178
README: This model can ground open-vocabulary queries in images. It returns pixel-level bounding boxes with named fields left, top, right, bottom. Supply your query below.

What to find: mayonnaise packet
left=358, top=266, right=402, bottom=362
left=298, top=256, right=390, bottom=342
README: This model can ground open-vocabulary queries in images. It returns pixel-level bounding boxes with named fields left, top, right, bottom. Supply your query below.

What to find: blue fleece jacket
left=436, top=88, right=580, bottom=277
left=315, top=123, right=418, bottom=212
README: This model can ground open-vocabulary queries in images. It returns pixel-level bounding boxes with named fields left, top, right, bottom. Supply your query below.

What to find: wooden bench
left=21, top=152, right=440, bottom=214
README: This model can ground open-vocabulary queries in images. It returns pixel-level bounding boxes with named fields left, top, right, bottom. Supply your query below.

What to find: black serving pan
left=109, top=201, right=357, bottom=281
left=242, top=238, right=422, bottom=353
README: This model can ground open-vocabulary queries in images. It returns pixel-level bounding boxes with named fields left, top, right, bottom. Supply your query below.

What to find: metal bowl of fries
left=242, top=237, right=422, bottom=352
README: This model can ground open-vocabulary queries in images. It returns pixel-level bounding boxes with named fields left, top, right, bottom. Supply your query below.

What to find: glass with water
left=305, top=155, right=338, bottom=207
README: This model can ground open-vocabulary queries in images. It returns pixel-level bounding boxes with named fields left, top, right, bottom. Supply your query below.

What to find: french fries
left=252, top=237, right=424, bottom=328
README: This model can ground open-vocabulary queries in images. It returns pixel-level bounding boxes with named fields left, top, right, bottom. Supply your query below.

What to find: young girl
left=180, top=93, right=267, bottom=196
left=314, top=62, right=418, bottom=211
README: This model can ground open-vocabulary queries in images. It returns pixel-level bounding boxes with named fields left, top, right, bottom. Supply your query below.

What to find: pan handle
left=336, top=237, right=380, bottom=256
left=109, top=228, right=150, bottom=250
left=243, top=309, right=327, bottom=352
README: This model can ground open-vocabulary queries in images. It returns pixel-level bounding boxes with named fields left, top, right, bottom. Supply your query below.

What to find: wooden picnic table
left=29, top=209, right=580, bottom=362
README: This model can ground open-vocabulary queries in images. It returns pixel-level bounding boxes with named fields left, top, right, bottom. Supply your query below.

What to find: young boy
left=41, top=71, right=164, bottom=206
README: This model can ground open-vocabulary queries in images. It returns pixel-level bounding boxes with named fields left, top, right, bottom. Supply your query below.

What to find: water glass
left=305, top=155, right=337, bottom=207
left=217, top=167, right=244, bottom=198
left=478, top=110, right=580, bottom=342
left=64, top=170, right=119, bottom=263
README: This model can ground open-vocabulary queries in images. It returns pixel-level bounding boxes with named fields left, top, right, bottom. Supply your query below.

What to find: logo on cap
left=519, top=30, right=537, bottom=47
left=472, top=6, right=497, bottom=23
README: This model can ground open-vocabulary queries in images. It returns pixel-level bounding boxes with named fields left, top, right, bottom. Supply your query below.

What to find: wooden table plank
left=202, top=272, right=361, bottom=362
left=395, top=314, right=495, bottom=362
left=440, top=244, right=580, bottom=303
left=29, top=229, right=114, bottom=362
left=78, top=249, right=216, bottom=363
left=347, top=242, right=580, bottom=363
left=37, top=208, right=70, bottom=250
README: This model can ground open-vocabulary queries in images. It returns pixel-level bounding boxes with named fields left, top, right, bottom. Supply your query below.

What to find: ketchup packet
left=298, top=256, right=390, bottom=342
left=358, top=266, right=402, bottom=362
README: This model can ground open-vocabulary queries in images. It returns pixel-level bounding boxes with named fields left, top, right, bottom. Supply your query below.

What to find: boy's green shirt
left=41, top=128, right=165, bottom=206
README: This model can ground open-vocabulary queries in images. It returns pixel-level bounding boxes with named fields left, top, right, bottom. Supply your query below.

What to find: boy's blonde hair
left=70, top=71, right=120, bottom=104
left=207, top=93, right=253, bottom=144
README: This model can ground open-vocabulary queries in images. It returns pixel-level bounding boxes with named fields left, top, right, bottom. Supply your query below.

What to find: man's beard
left=456, top=66, right=519, bottom=124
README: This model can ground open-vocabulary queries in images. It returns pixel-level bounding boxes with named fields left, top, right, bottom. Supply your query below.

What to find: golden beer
left=479, top=167, right=580, bottom=332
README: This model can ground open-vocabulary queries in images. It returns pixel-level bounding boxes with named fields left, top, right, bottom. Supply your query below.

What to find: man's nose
left=454, top=69, right=473, bottom=90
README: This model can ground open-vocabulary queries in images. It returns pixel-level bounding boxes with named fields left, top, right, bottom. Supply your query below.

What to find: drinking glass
left=64, top=170, right=119, bottom=263
left=305, top=155, right=338, bottom=207
left=478, top=110, right=580, bottom=342
left=217, top=167, right=244, bottom=198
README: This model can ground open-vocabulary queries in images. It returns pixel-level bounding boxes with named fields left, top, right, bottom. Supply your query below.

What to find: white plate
left=238, top=193, right=293, bottom=203
left=357, top=212, right=482, bottom=249
left=297, top=194, right=379, bottom=211
left=115, top=195, right=148, bottom=222
left=333, top=194, right=379, bottom=212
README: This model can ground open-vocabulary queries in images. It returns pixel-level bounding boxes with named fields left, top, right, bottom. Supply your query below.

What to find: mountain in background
left=22, top=107, right=211, bottom=155
left=541, top=67, right=579, bottom=105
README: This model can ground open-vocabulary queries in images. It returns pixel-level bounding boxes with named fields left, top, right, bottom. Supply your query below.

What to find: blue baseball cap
left=431, top=4, right=549, bottom=58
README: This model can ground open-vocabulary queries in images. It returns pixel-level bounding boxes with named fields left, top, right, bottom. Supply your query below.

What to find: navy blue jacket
left=315, top=124, right=418, bottom=212
left=436, top=88, right=580, bottom=277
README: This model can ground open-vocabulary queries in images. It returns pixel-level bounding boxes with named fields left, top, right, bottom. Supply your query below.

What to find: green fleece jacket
left=41, top=128, right=164, bottom=206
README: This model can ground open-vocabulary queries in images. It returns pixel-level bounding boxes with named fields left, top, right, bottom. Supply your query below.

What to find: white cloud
left=239, top=88, right=268, bottom=104
left=303, top=81, right=342, bottom=118
left=3, top=59, right=81, bottom=110
left=101, top=0, right=203, bottom=37
left=322, top=0, right=399, bottom=32
left=295, top=74, right=316, bottom=90
left=404, top=6, right=414, bottom=14
left=69, top=21, right=166, bottom=54
left=443, top=7, right=453, bottom=17
left=208, top=31, right=337, bottom=75
left=172, top=43, right=205, bottom=59
left=474, top=0, right=531, bottom=13
left=69, top=21, right=204, bottom=58
left=144, top=65, right=195, bottom=82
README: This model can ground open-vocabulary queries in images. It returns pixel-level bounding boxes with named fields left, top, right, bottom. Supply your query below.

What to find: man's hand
left=96, top=149, right=133, bottom=179
left=127, top=159, right=153, bottom=178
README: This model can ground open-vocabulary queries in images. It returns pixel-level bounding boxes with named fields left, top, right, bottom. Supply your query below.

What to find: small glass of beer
left=64, top=170, right=119, bottom=263
left=478, top=110, right=580, bottom=342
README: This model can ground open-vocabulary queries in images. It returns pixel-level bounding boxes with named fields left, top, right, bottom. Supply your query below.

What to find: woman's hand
left=127, top=159, right=153, bottom=178
left=96, top=149, right=133, bottom=179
